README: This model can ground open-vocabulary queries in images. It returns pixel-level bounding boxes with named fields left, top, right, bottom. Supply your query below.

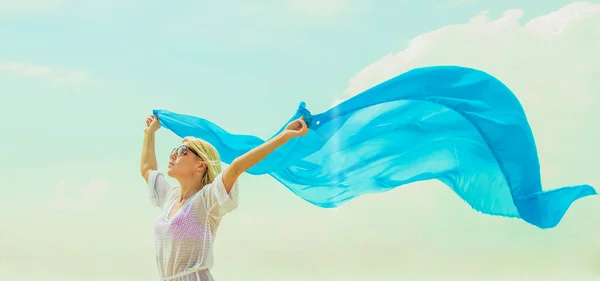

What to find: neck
left=177, top=176, right=203, bottom=203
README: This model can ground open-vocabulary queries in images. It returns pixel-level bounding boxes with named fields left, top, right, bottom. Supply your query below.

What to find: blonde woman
left=141, top=114, right=308, bottom=281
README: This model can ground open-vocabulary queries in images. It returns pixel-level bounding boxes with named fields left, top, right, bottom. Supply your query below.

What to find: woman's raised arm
left=221, top=117, right=308, bottom=192
left=141, top=115, right=161, bottom=183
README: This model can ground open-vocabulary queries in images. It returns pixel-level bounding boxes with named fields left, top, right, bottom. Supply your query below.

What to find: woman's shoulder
left=195, top=172, right=239, bottom=214
left=163, top=185, right=181, bottom=202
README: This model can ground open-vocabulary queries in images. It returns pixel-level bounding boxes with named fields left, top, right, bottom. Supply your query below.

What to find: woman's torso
left=148, top=171, right=239, bottom=281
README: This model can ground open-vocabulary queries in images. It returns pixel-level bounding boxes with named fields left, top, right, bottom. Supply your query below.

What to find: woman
left=140, top=114, right=308, bottom=281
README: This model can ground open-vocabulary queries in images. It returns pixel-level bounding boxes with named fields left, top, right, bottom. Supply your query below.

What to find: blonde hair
left=182, top=136, right=222, bottom=187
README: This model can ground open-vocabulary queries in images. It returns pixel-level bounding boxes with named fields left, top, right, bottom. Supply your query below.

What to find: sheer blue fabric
left=153, top=65, right=596, bottom=229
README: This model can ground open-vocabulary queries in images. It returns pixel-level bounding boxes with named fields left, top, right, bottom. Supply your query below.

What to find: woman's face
left=167, top=144, right=202, bottom=178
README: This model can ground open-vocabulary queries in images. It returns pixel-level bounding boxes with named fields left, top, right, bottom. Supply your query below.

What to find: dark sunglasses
left=171, top=145, right=202, bottom=159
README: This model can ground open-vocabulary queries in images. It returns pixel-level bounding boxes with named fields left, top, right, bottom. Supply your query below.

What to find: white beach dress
left=147, top=170, right=239, bottom=281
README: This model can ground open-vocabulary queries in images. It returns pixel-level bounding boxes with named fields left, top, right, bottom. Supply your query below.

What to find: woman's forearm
left=222, top=117, right=307, bottom=192
left=220, top=133, right=291, bottom=192
left=141, top=130, right=159, bottom=182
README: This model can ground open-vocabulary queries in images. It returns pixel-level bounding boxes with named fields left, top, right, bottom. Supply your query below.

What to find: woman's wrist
left=277, top=131, right=294, bottom=142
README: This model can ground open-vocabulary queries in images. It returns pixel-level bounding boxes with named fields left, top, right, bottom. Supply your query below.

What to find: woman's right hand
left=145, top=115, right=161, bottom=133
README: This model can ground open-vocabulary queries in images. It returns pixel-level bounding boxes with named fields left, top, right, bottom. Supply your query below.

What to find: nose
left=170, top=153, right=176, bottom=160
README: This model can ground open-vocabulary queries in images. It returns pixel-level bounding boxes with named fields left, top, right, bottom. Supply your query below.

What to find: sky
left=1, top=0, right=599, bottom=280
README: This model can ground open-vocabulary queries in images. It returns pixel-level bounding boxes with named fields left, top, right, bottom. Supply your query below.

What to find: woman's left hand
left=282, top=117, right=309, bottom=139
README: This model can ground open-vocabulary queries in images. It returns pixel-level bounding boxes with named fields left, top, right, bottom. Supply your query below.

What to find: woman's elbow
left=141, top=169, right=151, bottom=183
left=228, top=159, right=244, bottom=177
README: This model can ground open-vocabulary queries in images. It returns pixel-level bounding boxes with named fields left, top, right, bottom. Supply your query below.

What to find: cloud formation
left=287, top=0, right=346, bottom=17
left=339, top=2, right=600, bottom=167
left=342, top=3, right=599, bottom=100
left=0, top=0, right=60, bottom=16
left=0, top=62, right=89, bottom=85
left=51, top=179, right=112, bottom=211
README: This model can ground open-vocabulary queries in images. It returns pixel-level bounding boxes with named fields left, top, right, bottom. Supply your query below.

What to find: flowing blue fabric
left=153, top=65, right=596, bottom=229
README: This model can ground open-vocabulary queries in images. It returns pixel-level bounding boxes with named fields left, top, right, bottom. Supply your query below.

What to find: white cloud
left=287, top=0, right=346, bottom=17
left=435, top=0, right=479, bottom=10
left=0, top=62, right=89, bottom=85
left=0, top=0, right=62, bottom=16
left=51, top=179, right=112, bottom=211
left=50, top=180, right=71, bottom=211
left=343, top=3, right=599, bottom=99
left=338, top=2, right=600, bottom=164
left=0, top=0, right=145, bottom=21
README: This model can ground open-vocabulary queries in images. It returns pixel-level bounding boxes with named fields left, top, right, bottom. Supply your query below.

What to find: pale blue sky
left=1, top=1, right=599, bottom=281
left=0, top=0, right=584, bottom=195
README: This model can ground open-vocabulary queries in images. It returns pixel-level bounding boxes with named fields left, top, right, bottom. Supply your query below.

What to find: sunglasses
left=171, top=145, right=202, bottom=159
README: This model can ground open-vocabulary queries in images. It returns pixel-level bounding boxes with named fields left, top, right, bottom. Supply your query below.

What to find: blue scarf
left=153, top=65, right=596, bottom=229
